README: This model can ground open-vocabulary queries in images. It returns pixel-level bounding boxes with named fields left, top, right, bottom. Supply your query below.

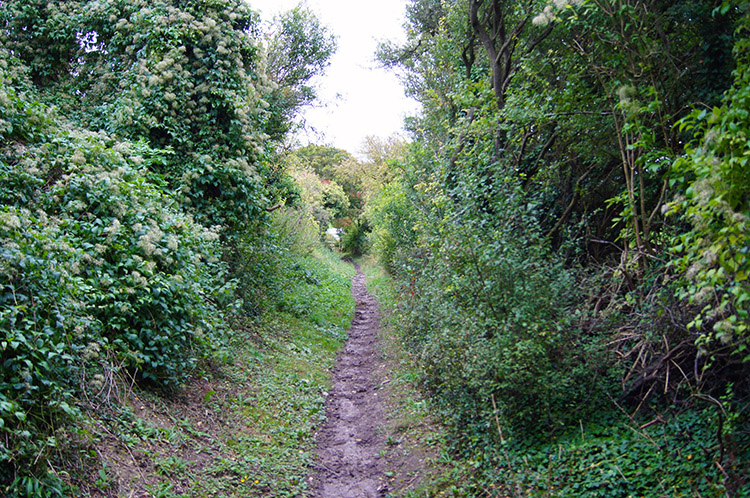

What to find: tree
left=469, top=0, right=553, bottom=111
left=542, top=0, right=737, bottom=270
left=286, top=145, right=362, bottom=221
left=0, top=0, right=304, bottom=230
left=347, top=135, right=407, bottom=200
left=263, top=4, right=337, bottom=140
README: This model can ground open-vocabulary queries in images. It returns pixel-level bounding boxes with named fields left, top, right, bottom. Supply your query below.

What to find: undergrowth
left=405, top=400, right=750, bottom=498
left=62, top=249, right=355, bottom=498
left=364, top=260, right=750, bottom=498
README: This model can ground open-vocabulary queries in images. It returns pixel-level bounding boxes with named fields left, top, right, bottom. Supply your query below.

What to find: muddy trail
left=310, top=264, right=396, bottom=497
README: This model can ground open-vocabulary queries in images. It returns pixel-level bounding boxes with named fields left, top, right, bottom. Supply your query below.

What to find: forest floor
left=311, top=263, right=439, bottom=497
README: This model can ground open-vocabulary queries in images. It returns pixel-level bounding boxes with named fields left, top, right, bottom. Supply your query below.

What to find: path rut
left=311, top=264, right=389, bottom=498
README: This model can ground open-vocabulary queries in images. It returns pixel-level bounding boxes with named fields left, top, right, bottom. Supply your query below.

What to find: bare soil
left=311, top=263, right=437, bottom=498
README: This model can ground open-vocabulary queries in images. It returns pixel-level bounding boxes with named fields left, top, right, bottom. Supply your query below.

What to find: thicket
left=281, top=139, right=406, bottom=255
left=366, top=0, right=750, bottom=494
left=0, top=0, right=338, bottom=494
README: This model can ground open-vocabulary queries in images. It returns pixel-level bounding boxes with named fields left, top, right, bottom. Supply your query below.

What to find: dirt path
left=311, top=264, right=390, bottom=497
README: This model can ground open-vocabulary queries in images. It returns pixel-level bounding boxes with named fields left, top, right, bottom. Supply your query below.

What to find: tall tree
left=263, top=4, right=337, bottom=140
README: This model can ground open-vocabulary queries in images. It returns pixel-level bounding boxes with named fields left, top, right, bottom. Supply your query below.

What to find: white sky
left=248, top=0, right=419, bottom=155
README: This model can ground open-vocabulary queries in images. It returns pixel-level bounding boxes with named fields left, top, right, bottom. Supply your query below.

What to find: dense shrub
left=369, top=145, right=616, bottom=443
left=366, top=0, right=748, bottom=493
left=1, top=63, right=232, bottom=490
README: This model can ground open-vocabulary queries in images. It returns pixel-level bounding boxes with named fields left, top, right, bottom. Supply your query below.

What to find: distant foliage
left=366, top=180, right=418, bottom=273
left=285, top=145, right=362, bottom=225
left=289, top=166, right=349, bottom=231
left=340, top=220, right=370, bottom=256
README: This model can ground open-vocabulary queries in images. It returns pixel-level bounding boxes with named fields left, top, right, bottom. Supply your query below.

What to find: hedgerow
left=0, top=0, right=340, bottom=492
left=1, top=57, right=232, bottom=492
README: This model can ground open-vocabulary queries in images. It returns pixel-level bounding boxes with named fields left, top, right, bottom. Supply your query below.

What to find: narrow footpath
left=311, top=264, right=389, bottom=498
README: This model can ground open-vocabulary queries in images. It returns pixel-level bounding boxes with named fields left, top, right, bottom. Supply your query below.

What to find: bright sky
left=248, top=0, right=419, bottom=155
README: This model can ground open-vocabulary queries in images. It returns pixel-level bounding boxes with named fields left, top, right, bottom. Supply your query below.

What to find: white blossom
left=0, top=212, right=21, bottom=229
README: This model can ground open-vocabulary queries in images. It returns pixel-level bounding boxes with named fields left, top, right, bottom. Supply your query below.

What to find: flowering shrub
left=1, top=59, right=231, bottom=490
left=669, top=10, right=750, bottom=358
left=79, top=0, right=275, bottom=230
left=0, top=0, right=284, bottom=231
